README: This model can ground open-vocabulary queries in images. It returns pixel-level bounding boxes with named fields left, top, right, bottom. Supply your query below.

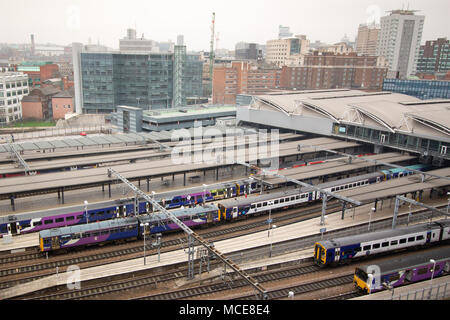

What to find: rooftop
left=249, top=89, right=450, bottom=139
left=144, top=105, right=236, bottom=119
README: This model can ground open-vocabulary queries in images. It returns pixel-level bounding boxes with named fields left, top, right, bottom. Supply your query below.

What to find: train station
left=0, top=88, right=449, bottom=302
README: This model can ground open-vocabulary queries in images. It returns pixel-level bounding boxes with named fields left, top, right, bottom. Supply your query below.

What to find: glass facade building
left=80, top=49, right=202, bottom=113
left=332, top=122, right=449, bottom=160
left=382, top=78, right=450, bottom=100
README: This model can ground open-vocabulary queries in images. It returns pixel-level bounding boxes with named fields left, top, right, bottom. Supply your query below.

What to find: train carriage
left=39, top=217, right=139, bottom=252
left=314, top=220, right=450, bottom=267
left=354, top=246, right=450, bottom=293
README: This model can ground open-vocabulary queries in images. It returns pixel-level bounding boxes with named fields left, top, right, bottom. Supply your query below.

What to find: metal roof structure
left=251, top=90, right=450, bottom=139
left=0, top=125, right=261, bottom=154
left=238, top=89, right=450, bottom=161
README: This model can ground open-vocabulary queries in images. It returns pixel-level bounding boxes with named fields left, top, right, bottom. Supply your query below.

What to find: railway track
left=323, top=290, right=365, bottom=300
left=1, top=201, right=445, bottom=290
left=21, top=262, right=320, bottom=300
left=235, top=274, right=354, bottom=300
left=0, top=201, right=339, bottom=284
left=134, top=264, right=322, bottom=300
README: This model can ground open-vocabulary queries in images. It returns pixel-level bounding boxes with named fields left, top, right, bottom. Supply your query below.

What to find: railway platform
left=352, top=275, right=450, bottom=300
left=0, top=192, right=447, bottom=300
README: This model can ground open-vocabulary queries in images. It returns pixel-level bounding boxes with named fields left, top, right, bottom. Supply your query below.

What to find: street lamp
left=446, top=192, right=450, bottom=220
left=267, top=201, right=274, bottom=238
left=202, top=184, right=207, bottom=205
left=84, top=200, right=89, bottom=224
left=269, top=224, right=277, bottom=258
left=430, top=259, right=436, bottom=287
left=368, top=207, right=375, bottom=231
left=141, top=222, right=149, bottom=265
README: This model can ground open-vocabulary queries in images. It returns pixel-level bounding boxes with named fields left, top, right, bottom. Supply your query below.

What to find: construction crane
left=209, top=12, right=215, bottom=99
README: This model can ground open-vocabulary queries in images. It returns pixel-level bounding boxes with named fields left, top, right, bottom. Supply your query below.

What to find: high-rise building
left=356, top=23, right=380, bottom=56
left=376, top=9, right=425, bottom=79
left=0, top=72, right=29, bottom=124
left=72, top=44, right=203, bottom=114
left=416, top=38, right=450, bottom=78
left=266, top=35, right=310, bottom=67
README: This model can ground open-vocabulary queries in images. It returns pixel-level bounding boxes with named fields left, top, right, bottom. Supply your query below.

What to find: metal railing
left=389, top=281, right=450, bottom=300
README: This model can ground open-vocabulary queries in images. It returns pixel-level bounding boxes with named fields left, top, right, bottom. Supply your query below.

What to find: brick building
left=213, top=61, right=281, bottom=104
left=21, top=86, right=61, bottom=120
left=17, top=61, right=60, bottom=88
left=51, top=89, right=74, bottom=120
left=280, top=52, right=387, bottom=91
left=416, top=38, right=450, bottom=79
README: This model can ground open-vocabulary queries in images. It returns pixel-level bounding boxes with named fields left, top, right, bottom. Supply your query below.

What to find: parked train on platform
left=353, top=246, right=450, bottom=293
left=2, top=162, right=429, bottom=238
left=39, top=164, right=433, bottom=253
left=40, top=205, right=219, bottom=252
left=314, top=220, right=450, bottom=267
left=1, top=179, right=257, bottom=237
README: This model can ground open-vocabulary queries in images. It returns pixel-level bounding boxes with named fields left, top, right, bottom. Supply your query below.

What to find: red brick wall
left=22, top=101, right=44, bottom=120
left=51, top=96, right=74, bottom=120
left=213, top=61, right=280, bottom=103
left=40, top=64, right=59, bottom=81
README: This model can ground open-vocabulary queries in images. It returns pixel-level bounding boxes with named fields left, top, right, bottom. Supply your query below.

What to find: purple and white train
left=39, top=205, right=219, bottom=252
left=354, top=245, right=450, bottom=293
left=2, top=179, right=256, bottom=237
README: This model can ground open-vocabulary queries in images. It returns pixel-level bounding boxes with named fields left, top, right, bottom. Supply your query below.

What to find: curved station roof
left=249, top=89, right=450, bottom=140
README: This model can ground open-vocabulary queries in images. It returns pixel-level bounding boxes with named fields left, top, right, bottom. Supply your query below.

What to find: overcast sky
left=1, top=0, right=449, bottom=51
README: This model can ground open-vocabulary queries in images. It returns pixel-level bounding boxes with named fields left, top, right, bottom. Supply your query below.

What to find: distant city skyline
left=0, top=0, right=449, bottom=52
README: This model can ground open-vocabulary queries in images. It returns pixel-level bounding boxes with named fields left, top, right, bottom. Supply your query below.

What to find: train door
left=8, top=223, right=18, bottom=235
left=232, top=207, right=238, bottom=219
left=207, top=211, right=213, bottom=223
left=426, top=231, right=432, bottom=244
left=335, top=248, right=340, bottom=263
left=51, top=237, right=60, bottom=250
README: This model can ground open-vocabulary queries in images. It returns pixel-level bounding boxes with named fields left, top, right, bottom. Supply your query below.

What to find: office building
left=356, top=23, right=380, bottom=56
left=280, top=52, right=387, bottom=90
left=417, top=38, right=450, bottom=79
left=17, top=61, right=59, bottom=88
left=382, top=78, right=450, bottom=100
left=0, top=72, right=29, bottom=124
left=266, top=35, right=310, bottom=67
left=73, top=43, right=203, bottom=114
left=213, top=61, right=281, bottom=104
left=376, top=9, right=425, bottom=79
